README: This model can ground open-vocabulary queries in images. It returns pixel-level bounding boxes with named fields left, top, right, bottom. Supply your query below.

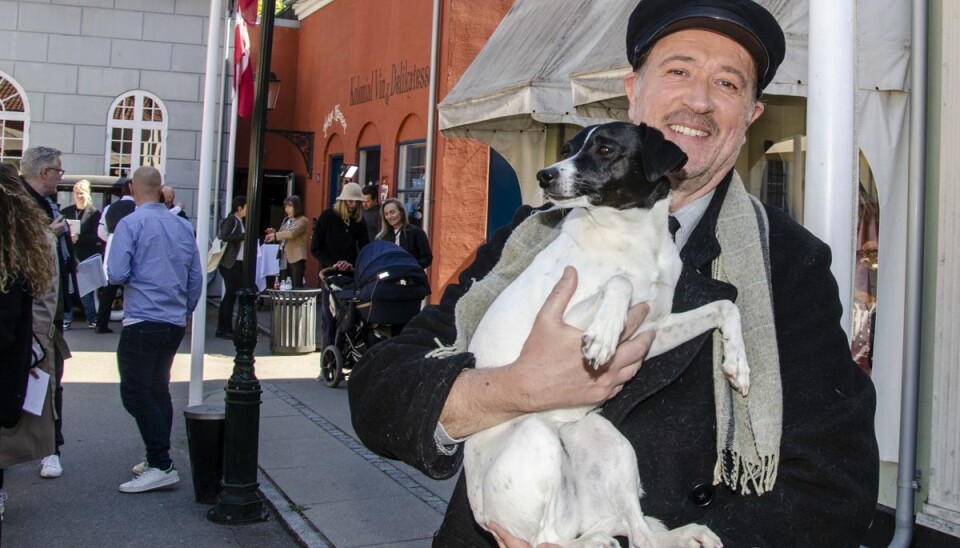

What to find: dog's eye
left=560, top=144, right=572, bottom=159
left=597, top=145, right=613, bottom=155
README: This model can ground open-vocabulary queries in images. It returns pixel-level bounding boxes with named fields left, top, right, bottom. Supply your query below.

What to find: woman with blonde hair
left=0, top=162, right=56, bottom=520
left=309, top=182, right=369, bottom=348
left=377, top=198, right=432, bottom=269
left=61, top=179, right=102, bottom=328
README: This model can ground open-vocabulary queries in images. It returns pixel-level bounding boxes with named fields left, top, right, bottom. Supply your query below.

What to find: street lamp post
left=208, top=0, right=276, bottom=524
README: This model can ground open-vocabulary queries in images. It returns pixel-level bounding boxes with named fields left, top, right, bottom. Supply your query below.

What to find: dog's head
left=536, top=122, right=687, bottom=210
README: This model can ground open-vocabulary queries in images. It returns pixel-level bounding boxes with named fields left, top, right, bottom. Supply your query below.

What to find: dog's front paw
left=581, top=327, right=618, bottom=369
left=721, top=334, right=750, bottom=396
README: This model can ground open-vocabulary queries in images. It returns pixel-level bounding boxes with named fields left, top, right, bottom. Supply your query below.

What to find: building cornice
left=291, top=0, right=335, bottom=20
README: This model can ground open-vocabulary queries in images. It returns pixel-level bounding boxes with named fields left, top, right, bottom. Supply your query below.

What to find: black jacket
left=61, top=204, right=103, bottom=261
left=382, top=224, right=432, bottom=269
left=348, top=175, right=879, bottom=547
left=0, top=278, right=34, bottom=429
left=218, top=215, right=245, bottom=269
left=310, top=208, right=369, bottom=268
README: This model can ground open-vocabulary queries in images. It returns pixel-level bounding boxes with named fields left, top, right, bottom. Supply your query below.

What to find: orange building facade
left=237, top=0, right=514, bottom=297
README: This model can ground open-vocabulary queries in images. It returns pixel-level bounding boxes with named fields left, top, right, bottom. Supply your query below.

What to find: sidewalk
left=0, top=302, right=455, bottom=548
left=225, top=298, right=458, bottom=547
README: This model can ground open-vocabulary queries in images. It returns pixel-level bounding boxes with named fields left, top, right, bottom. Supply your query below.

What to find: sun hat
left=336, top=182, right=363, bottom=202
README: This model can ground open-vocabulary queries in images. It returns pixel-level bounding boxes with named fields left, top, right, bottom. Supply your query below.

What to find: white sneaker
left=39, top=454, right=62, bottom=478
left=131, top=458, right=148, bottom=476
left=0, top=489, right=7, bottom=521
left=118, top=466, right=179, bottom=493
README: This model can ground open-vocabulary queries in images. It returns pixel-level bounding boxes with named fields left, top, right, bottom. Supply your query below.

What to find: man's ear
left=636, top=123, right=687, bottom=181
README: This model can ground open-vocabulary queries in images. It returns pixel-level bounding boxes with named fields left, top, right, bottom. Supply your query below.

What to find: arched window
left=105, top=91, right=167, bottom=177
left=0, top=71, right=30, bottom=164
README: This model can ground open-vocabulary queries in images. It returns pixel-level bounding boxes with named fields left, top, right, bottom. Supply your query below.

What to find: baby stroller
left=318, top=240, right=431, bottom=387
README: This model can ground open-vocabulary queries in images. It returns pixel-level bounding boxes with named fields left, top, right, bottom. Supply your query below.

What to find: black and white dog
left=464, top=122, right=749, bottom=547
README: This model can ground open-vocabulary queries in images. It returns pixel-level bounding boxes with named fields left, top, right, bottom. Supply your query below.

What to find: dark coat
left=0, top=278, right=33, bottom=429
left=310, top=208, right=369, bottom=269
left=381, top=224, right=432, bottom=268
left=348, top=175, right=879, bottom=547
left=61, top=204, right=103, bottom=261
left=218, top=214, right=245, bottom=269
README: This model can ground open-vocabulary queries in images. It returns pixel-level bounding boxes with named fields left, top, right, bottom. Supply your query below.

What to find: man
left=107, top=166, right=202, bottom=493
left=95, top=180, right=135, bottom=334
left=361, top=183, right=381, bottom=241
left=161, top=186, right=189, bottom=219
left=19, top=146, right=74, bottom=480
left=347, top=0, right=879, bottom=546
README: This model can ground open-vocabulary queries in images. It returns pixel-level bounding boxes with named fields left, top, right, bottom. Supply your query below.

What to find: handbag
left=206, top=236, right=225, bottom=272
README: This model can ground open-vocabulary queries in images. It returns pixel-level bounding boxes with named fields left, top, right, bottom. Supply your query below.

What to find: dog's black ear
left=636, top=123, right=688, bottom=182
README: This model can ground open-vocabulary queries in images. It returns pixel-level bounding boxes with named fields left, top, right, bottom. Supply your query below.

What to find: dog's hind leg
left=558, top=413, right=659, bottom=548
left=646, top=300, right=750, bottom=395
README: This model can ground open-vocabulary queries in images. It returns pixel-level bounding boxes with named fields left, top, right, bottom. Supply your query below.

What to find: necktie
left=668, top=215, right=681, bottom=242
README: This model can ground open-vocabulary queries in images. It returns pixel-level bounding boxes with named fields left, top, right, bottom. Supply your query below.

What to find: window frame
left=0, top=70, right=31, bottom=165
left=104, top=90, right=168, bottom=178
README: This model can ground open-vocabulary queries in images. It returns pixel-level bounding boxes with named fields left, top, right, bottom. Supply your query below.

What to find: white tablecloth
left=255, top=243, right=280, bottom=292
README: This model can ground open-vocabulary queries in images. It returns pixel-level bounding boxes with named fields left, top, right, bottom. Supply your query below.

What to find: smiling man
left=348, top=1, right=879, bottom=546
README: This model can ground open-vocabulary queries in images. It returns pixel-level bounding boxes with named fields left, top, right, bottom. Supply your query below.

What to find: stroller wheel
left=319, top=345, right=344, bottom=388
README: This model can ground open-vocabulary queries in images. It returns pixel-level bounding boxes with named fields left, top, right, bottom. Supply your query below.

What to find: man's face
left=39, top=158, right=63, bottom=196
left=624, top=29, right=764, bottom=208
left=162, top=188, right=174, bottom=208
left=361, top=194, right=376, bottom=210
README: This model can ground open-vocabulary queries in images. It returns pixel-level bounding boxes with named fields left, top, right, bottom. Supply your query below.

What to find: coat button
left=689, top=483, right=714, bottom=507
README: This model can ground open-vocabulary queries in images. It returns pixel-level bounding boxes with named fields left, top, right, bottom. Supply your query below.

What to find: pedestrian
left=264, top=195, right=310, bottom=289
left=361, top=183, right=381, bottom=241
left=107, top=166, right=202, bottom=493
left=311, top=182, right=369, bottom=347
left=0, top=163, right=57, bottom=523
left=61, top=180, right=102, bottom=329
left=216, top=195, right=247, bottom=339
left=18, top=147, right=74, bottom=481
left=161, top=186, right=189, bottom=219
left=347, top=0, right=879, bottom=545
left=95, top=180, right=135, bottom=334
left=310, top=182, right=369, bottom=275
left=378, top=198, right=432, bottom=269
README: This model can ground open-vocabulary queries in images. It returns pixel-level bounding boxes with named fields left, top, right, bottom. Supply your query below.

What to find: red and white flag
left=238, top=0, right=258, bottom=25
left=233, top=14, right=253, bottom=118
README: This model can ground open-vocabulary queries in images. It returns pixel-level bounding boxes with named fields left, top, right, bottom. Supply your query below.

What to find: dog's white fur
left=464, top=138, right=750, bottom=547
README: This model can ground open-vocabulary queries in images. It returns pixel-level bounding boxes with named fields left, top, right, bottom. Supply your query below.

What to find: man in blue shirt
left=107, top=165, right=202, bottom=493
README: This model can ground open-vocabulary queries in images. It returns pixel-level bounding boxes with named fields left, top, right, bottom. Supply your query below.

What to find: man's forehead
left=647, top=29, right=757, bottom=83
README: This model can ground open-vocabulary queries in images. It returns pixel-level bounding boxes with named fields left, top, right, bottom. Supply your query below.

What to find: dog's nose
left=537, top=167, right=558, bottom=188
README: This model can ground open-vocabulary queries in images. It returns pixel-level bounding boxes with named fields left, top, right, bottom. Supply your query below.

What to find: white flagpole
left=189, top=0, right=226, bottom=407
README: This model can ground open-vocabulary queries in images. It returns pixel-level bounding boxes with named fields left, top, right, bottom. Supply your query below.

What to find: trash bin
left=184, top=404, right=226, bottom=505
left=268, top=288, right=321, bottom=354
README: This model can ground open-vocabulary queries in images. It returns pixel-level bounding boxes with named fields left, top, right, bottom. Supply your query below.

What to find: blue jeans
left=64, top=292, right=97, bottom=324
left=117, top=321, right=185, bottom=471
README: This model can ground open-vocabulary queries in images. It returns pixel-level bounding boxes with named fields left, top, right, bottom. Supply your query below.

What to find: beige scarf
left=433, top=174, right=782, bottom=496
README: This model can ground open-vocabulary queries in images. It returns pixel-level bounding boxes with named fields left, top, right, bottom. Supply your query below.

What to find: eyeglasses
left=44, top=167, right=65, bottom=177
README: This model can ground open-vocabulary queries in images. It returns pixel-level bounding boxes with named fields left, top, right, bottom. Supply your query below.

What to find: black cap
left=626, top=0, right=785, bottom=95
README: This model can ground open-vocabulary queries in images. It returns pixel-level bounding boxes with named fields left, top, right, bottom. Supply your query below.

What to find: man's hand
left=438, top=266, right=654, bottom=439
left=508, top=266, right=654, bottom=413
left=487, top=522, right=560, bottom=548
left=50, top=216, right=67, bottom=236
left=333, top=260, right=353, bottom=272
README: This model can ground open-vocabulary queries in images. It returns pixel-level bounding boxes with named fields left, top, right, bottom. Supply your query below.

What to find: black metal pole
left=208, top=0, right=275, bottom=524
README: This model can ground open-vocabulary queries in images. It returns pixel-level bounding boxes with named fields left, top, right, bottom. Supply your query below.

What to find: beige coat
left=275, top=216, right=310, bottom=264
left=0, top=234, right=62, bottom=468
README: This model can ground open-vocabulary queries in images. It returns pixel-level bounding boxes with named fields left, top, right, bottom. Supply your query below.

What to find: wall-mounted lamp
left=266, top=72, right=281, bottom=111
